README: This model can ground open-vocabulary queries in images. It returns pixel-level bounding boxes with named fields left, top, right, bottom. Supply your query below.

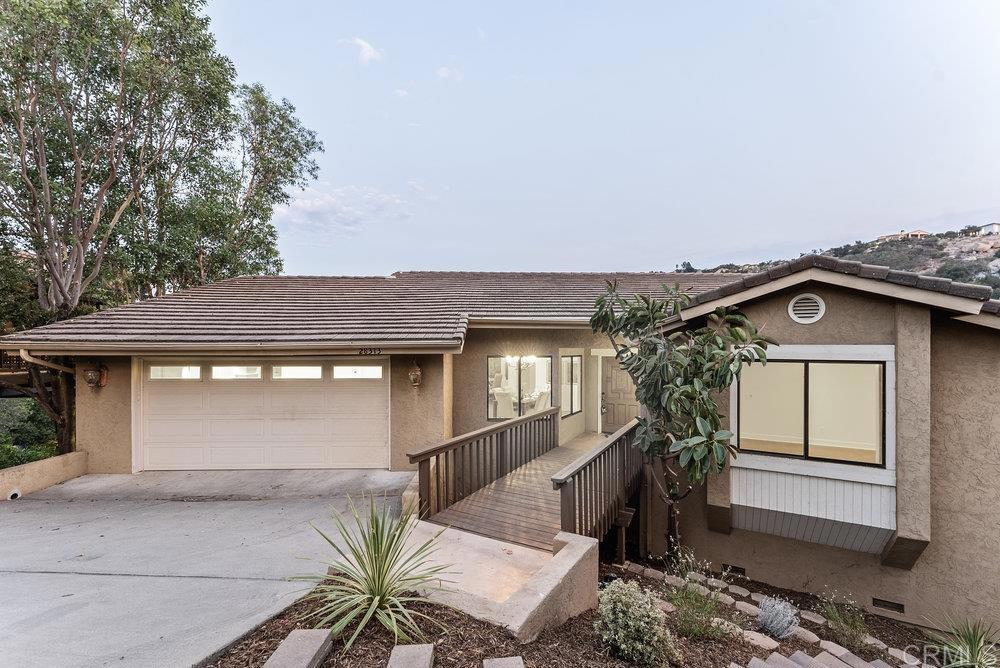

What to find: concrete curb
left=1, top=451, right=87, bottom=500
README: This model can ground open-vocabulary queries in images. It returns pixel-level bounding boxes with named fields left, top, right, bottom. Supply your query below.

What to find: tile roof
left=3, top=255, right=996, bottom=352
left=0, top=271, right=742, bottom=351
left=686, top=254, right=996, bottom=308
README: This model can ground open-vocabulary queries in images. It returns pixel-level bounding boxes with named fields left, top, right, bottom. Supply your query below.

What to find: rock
left=707, top=577, right=728, bottom=590
left=263, top=629, right=333, bottom=668
left=664, top=574, right=686, bottom=588
left=715, top=592, right=736, bottom=606
left=888, top=647, right=921, bottom=666
left=728, top=584, right=751, bottom=598
left=483, top=658, right=526, bottom=668
left=643, top=567, right=665, bottom=581
left=686, top=571, right=707, bottom=583
left=735, top=601, right=760, bottom=616
left=712, top=617, right=743, bottom=635
left=686, top=582, right=713, bottom=596
left=863, top=635, right=888, bottom=650
left=626, top=562, right=645, bottom=575
left=751, top=592, right=766, bottom=603
left=819, top=640, right=849, bottom=657
left=741, top=629, right=779, bottom=651
left=799, top=610, right=827, bottom=625
left=790, top=625, right=820, bottom=644
left=658, top=600, right=676, bottom=614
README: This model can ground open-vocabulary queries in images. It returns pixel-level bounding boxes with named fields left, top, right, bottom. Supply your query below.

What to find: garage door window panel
left=211, top=365, right=262, bottom=380
left=333, top=365, right=383, bottom=379
left=272, top=365, right=323, bottom=380
left=149, top=365, right=201, bottom=380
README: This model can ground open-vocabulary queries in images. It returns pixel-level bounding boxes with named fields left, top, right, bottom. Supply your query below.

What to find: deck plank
left=428, top=432, right=603, bottom=551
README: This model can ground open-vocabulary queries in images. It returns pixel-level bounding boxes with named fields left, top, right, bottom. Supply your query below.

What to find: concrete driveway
left=0, top=470, right=413, bottom=668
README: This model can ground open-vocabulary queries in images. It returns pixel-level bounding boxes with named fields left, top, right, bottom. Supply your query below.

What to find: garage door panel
left=270, top=418, right=327, bottom=440
left=145, top=418, right=204, bottom=442
left=208, top=418, right=266, bottom=440
left=141, top=359, right=389, bottom=470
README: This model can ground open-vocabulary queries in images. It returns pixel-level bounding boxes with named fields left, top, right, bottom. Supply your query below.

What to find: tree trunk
left=27, top=365, right=76, bottom=455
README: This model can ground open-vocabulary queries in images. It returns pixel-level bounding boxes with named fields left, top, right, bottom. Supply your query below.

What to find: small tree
left=590, top=281, right=772, bottom=550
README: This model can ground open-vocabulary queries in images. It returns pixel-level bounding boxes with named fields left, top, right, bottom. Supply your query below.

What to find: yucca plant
left=928, top=617, right=998, bottom=668
left=298, top=494, right=449, bottom=652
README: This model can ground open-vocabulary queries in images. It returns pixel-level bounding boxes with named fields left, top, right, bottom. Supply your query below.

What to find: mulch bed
left=208, top=563, right=933, bottom=668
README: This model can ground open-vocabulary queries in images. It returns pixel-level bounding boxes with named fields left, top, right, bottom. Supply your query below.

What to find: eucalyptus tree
left=590, top=282, right=773, bottom=550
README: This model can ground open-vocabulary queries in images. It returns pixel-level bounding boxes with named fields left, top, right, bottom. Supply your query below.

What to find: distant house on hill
left=978, top=223, right=1000, bottom=236
left=877, top=229, right=930, bottom=242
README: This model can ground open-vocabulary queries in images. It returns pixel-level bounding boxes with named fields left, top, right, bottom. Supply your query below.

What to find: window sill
left=560, top=411, right=582, bottom=420
left=731, top=452, right=896, bottom=486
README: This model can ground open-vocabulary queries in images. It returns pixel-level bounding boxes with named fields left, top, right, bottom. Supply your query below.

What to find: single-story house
left=3, top=255, right=999, bottom=628
left=978, top=222, right=1000, bottom=236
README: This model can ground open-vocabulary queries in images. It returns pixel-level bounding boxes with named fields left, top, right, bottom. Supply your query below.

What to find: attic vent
left=788, top=293, right=826, bottom=324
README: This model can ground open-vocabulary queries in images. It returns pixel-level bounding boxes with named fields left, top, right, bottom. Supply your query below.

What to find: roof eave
left=0, top=339, right=466, bottom=357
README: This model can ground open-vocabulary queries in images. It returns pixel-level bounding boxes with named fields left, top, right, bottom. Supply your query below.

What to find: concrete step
left=387, top=644, right=434, bottom=668
left=765, top=652, right=800, bottom=667
left=788, top=650, right=828, bottom=668
left=838, top=651, right=874, bottom=668
left=869, top=660, right=895, bottom=668
left=748, top=658, right=771, bottom=668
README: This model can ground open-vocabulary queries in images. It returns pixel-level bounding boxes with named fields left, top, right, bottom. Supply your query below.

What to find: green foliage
left=590, top=283, right=771, bottom=483
left=298, top=495, right=448, bottom=652
left=666, top=584, right=724, bottom=640
left=816, top=591, right=868, bottom=651
left=928, top=617, right=998, bottom=668
left=0, top=398, right=57, bottom=450
left=595, top=579, right=681, bottom=666
left=0, top=441, right=57, bottom=469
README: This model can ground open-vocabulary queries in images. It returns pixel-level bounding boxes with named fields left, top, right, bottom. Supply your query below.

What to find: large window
left=487, top=355, right=552, bottom=420
left=560, top=355, right=582, bottom=417
left=738, top=361, right=885, bottom=466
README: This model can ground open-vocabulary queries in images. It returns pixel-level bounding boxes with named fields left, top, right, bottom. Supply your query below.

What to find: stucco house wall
left=76, top=357, right=133, bottom=474
left=679, top=284, right=1000, bottom=627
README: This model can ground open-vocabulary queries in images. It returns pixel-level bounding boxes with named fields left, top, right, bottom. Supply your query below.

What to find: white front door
left=139, top=359, right=389, bottom=470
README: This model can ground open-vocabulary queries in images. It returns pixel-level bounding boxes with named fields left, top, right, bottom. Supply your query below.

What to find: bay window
left=737, top=360, right=885, bottom=466
left=487, top=355, right=552, bottom=420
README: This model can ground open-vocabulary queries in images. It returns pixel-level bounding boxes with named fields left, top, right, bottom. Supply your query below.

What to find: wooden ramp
left=428, top=433, right=604, bottom=551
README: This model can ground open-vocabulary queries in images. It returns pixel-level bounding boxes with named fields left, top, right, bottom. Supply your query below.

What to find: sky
left=205, top=0, right=1000, bottom=276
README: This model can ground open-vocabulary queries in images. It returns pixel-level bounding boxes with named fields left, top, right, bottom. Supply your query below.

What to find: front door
left=601, top=356, right=639, bottom=434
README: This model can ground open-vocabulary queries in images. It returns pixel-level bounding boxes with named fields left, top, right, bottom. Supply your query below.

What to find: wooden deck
left=428, top=432, right=606, bottom=551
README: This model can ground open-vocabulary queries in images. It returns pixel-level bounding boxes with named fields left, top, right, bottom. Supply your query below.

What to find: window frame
left=560, top=355, right=583, bottom=418
left=736, top=358, right=887, bottom=469
left=486, top=355, right=553, bottom=421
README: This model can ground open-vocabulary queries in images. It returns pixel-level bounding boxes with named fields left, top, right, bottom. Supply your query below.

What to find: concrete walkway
left=0, top=470, right=412, bottom=668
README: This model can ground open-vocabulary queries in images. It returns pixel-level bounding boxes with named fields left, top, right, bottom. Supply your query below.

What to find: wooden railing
left=407, top=407, right=560, bottom=516
left=550, top=418, right=642, bottom=540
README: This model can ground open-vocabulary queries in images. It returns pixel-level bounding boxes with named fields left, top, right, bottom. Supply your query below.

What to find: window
left=738, top=361, right=885, bottom=466
left=560, top=355, right=582, bottom=417
left=487, top=355, right=552, bottom=419
left=211, top=365, right=262, bottom=380
left=149, top=365, right=201, bottom=380
left=333, top=365, right=383, bottom=379
left=272, top=365, right=323, bottom=380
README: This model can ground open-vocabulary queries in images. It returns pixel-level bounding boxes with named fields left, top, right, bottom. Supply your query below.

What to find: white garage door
left=140, top=359, right=389, bottom=470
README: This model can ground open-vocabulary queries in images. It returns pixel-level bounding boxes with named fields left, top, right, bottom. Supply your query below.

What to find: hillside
left=696, top=229, right=1000, bottom=297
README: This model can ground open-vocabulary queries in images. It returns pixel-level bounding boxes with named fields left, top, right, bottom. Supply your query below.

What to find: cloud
left=274, top=185, right=412, bottom=240
left=339, top=37, right=383, bottom=65
left=394, top=88, right=408, bottom=98
left=435, top=66, right=464, bottom=82
left=477, top=27, right=488, bottom=41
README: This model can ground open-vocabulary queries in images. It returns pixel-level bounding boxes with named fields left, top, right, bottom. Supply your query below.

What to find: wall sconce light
left=83, top=365, right=108, bottom=389
left=408, top=360, right=422, bottom=387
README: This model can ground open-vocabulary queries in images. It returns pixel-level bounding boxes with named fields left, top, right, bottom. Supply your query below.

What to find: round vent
left=788, top=293, right=826, bottom=324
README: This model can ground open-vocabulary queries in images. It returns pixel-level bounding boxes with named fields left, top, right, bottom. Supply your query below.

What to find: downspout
left=18, top=349, right=75, bottom=375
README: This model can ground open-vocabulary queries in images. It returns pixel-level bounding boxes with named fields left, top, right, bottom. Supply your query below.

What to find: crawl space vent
left=787, top=293, right=826, bottom=324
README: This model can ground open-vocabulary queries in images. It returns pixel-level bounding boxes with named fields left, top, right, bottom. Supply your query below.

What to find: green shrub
left=757, top=596, right=798, bottom=639
left=298, top=495, right=448, bottom=652
left=595, top=579, right=681, bottom=666
left=816, top=591, right=867, bottom=651
left=0, top=442, right=57, bottom=470
left=928, top=617, right=998, bottom=668
left=667, top=584, right=724, bottom=640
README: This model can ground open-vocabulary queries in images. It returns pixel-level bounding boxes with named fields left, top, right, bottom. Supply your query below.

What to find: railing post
left=417, top=459, right=431, bottom=517
left=550, top=411, right=558, bottom=450
left=498, top=428, right=509, bottom=476
left=559, top=478, right=576, bottom=533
